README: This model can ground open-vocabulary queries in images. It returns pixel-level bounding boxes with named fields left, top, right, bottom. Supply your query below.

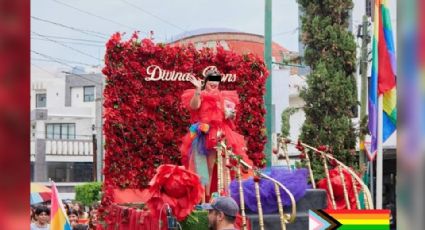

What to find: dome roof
left=167, top=28, right=292, bottom=62
left=168, top=27, right=241, bottom=43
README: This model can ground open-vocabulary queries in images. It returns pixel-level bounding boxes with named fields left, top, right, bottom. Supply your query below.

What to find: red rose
left=317, top=145, right=328, bottom=152
left=330, top=159, right=338, bottom=167
left=144, top=164, right=204, bottom=221
left=296, top=140, right=305, bottom=151
left=229, top=158, right=238, bottom=167
left=253, top=175, right=261, bottom=183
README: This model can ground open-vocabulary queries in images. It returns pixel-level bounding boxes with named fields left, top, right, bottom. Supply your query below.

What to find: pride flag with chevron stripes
left=326, top=209, right=391, bottom=230
left=309, top=209, right=391, bottom=230
left=368, top=0, right=397, bottom=157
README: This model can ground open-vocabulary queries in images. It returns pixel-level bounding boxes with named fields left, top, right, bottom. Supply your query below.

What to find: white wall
left=71, top=86, right=96, bottom=111
left=31, top=73, right=66, bottom=111
left=272, top=69, right=290, bottom=133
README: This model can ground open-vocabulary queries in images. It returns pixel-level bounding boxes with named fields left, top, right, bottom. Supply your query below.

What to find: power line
left=273, top=27, right=299, bottom=37
left=32, top=58, right=98, bottom=67
left=120, top=0, right=187, bottom=32
left=31, top=35, right=104, bottom=43
left=31, top=63, right=58, bottom=77
left=51, top=0, right=140, bottom=32
left=32, top=32, right=102, bottom=61
left=33, top=49, right=157, bottom=83
left=31, top=16, right=108, bottom=39
left=31, top=50, right=103, bottom=86
left=31, top=37, right=104, bottom=48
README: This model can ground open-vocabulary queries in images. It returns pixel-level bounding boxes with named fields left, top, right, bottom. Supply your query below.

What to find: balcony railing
left=45, top=139, right=93, bottom=156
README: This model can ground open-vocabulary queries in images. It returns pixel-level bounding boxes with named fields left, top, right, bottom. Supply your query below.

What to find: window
left=46, top=123, right=76, bottom=140
left=47, top=162, right=93, bottom=182
left=36, top=93, right=46, bottom=107
left=366, top=0, right=372, bottom=17
left=83, top=86, right=95, bottom=102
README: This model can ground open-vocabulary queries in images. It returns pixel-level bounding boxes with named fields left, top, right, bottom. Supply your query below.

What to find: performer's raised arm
left=189, top=76, right=202, bottom=110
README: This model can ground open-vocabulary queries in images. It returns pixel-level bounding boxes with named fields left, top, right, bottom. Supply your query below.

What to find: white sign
left=144, top=65, right=237, bottom=82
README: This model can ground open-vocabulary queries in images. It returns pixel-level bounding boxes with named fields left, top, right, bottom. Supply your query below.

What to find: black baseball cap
left=203, top=196, right=239, bottom=217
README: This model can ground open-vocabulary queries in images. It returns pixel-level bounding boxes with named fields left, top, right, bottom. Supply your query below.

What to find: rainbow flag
left=50, top=181, right=72, bottom=230
left=325, top=209, right=391, bottom=230
left=420, top=0, right=425, bottom=136
left=368, top=0, right=397, bottom=158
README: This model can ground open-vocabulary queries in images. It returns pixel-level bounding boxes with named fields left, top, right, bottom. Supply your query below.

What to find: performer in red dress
left=180, top=69, right=253, bottom=197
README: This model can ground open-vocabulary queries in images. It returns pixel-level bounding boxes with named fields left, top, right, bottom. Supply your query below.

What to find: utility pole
left=358, top=15, right=370, bottom=167
left=92, top=129, right=97, bottom=181
left=264, top=0, right=273, bottom=167
left=33, top=109, right=48, bottom=182
left=95, top=76, right=104, bottom=182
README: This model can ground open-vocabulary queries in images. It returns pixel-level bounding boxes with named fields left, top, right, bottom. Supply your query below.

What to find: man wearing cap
left=205, top=196, right=239, bottom=230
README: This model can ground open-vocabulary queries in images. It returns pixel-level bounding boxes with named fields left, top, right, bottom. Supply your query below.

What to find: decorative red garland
left=99, top=32, right=268, bottom=223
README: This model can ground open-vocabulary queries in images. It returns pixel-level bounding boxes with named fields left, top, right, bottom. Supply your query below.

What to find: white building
left=30, top=66, right=104, bottom=199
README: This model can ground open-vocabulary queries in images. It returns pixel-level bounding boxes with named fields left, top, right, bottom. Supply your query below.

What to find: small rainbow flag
left=325, top=209, right=390, bottom=230
left=50, top=181, right=72, bottom=230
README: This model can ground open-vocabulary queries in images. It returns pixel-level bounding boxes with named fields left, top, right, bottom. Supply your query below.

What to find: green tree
left=75, top=182, right=102, bottom=206
left=297, top=0, right=358, bottom=180
left=281, top=107, right=299, bottom=137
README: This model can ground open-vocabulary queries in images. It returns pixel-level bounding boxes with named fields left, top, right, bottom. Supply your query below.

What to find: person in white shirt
left=30, top=205, right=50, bottom=230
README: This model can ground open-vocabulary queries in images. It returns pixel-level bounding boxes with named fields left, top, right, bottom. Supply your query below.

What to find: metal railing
left=215, top=135, right=374, bottom=229
left=276, top=137, right=374, bottom=210
left=215, top=139, right=297, bottom=230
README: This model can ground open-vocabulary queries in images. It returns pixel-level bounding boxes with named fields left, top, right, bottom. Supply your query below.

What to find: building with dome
left=168, top=28, right=299, bottom=75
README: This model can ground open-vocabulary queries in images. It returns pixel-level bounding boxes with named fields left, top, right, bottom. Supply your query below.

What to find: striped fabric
left=326, top=209, right=390, bottom=230
left=50, top=182, right=72, bottom=230
left=368, top=0, right=397, bottom=157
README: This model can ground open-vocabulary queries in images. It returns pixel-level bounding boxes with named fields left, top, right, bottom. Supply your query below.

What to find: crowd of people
left=30, top=201, right=99, bottom=230
left=30, top=197, right=240, bottom=230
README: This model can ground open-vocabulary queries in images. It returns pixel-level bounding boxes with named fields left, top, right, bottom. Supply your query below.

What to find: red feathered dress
left=180, top=89, right=253, bottom=195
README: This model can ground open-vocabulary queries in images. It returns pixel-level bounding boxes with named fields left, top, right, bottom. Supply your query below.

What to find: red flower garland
left=100, top=32, right=268, bottom=221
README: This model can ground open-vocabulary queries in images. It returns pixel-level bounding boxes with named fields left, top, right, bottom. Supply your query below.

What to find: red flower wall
left=100, top=32, right=268, bottom=217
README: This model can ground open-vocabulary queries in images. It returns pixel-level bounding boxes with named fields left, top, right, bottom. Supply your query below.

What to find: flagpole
left=369, top=161, right=374, bottom=203
left=376, top=95, right=383, bottom=209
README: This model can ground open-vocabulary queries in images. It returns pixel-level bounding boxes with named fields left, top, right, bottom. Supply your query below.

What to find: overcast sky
left=31, top=0, right=396, bottom=71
